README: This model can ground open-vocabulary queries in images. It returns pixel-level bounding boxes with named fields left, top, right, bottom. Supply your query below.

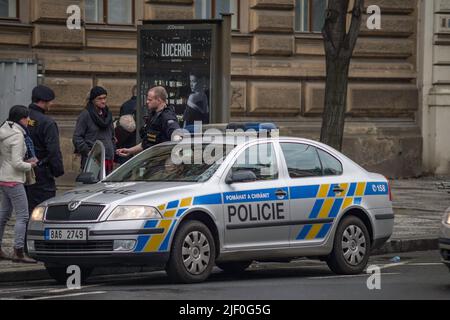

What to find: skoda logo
left=68, top=201, right=81, bottom=211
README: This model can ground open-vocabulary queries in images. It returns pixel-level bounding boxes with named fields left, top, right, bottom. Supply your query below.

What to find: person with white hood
left=0, top=105, right=38, bottom=263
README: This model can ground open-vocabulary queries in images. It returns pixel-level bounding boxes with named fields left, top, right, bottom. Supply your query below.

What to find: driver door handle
left=333, top=186, right=345, bottom=193
left=275, top=189, right=288, bottom=197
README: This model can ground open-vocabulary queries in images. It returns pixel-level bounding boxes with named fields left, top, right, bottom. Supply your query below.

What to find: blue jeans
left=0, top=184, right=30, bottom=249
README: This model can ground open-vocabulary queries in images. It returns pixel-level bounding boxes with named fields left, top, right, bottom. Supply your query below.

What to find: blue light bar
left=226, top=122, right=277, bottom=132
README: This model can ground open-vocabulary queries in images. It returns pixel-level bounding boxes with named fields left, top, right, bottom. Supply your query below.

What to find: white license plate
left=45, top=229, right=87, bottom=241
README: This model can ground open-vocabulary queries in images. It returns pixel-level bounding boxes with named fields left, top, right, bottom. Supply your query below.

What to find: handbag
left=25, top=167, right=36, bottom=185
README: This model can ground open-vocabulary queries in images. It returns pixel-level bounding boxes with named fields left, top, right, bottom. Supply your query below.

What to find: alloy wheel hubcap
left=341, top=225, right=366, bottom=266
left=182, top=231, right=211, bottom=275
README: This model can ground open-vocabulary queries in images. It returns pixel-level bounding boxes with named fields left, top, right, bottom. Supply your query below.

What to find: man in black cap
left=73, top=86, right=115, bottom=174
left=27, top=85, right=65, bottom=215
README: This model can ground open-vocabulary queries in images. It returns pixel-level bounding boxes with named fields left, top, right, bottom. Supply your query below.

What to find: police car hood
left=49, top=181, right=197, bottom=205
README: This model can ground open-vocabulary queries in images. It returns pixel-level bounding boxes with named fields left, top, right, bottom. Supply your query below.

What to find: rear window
left=317, top=149, right=343, bottom=176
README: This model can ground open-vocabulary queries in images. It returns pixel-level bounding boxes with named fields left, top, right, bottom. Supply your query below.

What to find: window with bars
left=195, top=0, right=239, bottom=30
left=295, top=0, right=327, bottom=33
left=85, top=0, right=134, bottom=25
left=0, top=0, right=17, bottom=18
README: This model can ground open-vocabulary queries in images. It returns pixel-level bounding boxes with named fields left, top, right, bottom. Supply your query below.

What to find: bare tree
left=320, top=0, right=364, bottom=150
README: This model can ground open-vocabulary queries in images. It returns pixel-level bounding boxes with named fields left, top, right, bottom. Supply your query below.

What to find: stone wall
left=0, top=0, right=421, bottom=181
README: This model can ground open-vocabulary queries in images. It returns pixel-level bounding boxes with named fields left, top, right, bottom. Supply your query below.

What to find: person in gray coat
left=72, top=86, right=115, bottom=174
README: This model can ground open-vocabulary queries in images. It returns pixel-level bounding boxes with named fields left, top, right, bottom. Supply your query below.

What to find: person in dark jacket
left=115, top=85, right=137, bottom=165
left=26, top=85, right=64, bottom=215
left=73, top=86, right=115, bottom=174
left=119, top=85, right=137, bottom=117
left=116, top=86, right=180, bottom=158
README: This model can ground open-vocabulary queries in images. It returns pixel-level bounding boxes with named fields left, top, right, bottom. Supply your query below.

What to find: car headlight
left=107, top=206, right=162, bottom=221
left=444, top=208, right=450, bottom=225
left=31, top=207, right=45, bottom=222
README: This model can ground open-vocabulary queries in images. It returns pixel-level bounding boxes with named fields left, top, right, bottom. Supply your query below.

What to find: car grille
left=45, top=205, right=105, bottom=221
left=35, top=240, right=114, bottom=252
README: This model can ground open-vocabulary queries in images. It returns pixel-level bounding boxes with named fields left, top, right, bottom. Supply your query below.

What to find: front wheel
left=166, top=220, right=216, bottom=283
left=326, top=216, right=371, bottom=274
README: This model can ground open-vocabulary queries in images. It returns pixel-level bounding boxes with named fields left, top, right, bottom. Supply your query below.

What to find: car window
left=104, top=144, right=233, bottom=183
left=229, top=143, right=278, bottom=181
left=317, top=148, right=343, bottom=176
left=280, top=143, right=322, bottom=178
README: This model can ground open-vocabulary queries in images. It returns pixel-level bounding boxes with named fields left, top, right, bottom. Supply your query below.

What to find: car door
left=76, top=140, right=106, bottom=184
left=220, top=142, right=290, bottom=250
left=278, top=142, right=347, bottom=246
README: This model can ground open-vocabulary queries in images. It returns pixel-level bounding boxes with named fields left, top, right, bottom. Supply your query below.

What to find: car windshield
left=104, top=143, right=234, bottom=183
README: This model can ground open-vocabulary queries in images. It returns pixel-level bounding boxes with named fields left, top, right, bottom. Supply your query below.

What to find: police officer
left=26, top=85, right=64, bottom=214
left=116, top=86, right=180, bottom=158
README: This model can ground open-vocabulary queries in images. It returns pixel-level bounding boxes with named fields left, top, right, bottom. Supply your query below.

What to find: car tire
left=326, top=215, right=371, bottom=275
left=45, top=265, right=93, bottom=285
left=216, top=261, right=252, bottom=274
left=166, top=220, right=216, bottom=283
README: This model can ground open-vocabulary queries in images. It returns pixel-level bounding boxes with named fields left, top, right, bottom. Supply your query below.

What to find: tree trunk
left=320, top=56, right=351, bottom=150
left=320, top=0, right=364, bottom=151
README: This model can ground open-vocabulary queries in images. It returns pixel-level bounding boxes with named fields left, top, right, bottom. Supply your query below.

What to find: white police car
left=440, top=207, right=450, bottom=271
left=27, top=125, right=394, bottom=284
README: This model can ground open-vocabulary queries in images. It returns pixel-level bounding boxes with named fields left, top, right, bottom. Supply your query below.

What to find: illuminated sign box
left=137, top=18, right=231, bottom=135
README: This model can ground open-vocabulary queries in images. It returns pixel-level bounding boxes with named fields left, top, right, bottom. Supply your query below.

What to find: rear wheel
left=326, top=216, right=371, bottom=274
left=166, top=220, right=216, bottom=283
left=216, top=261, right=252, bottom=274
left=45, top=265, right=93, bottom=285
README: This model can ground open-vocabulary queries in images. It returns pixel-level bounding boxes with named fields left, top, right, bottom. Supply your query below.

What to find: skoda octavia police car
left=440, top=207, right=450, bottom=271
left=27, top=128, right=394, bottom=284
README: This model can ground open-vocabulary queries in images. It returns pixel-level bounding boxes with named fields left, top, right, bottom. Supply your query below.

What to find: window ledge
left=0, top=20, right=33, bottom=30
left=85, top=23, right=137, bottom=32
left=294, top=32, right=324, bottom=39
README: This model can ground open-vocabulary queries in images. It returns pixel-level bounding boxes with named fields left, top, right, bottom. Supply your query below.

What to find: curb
left=0, top=238, right=440, bottom=283
left=0, top=266, right=157, bottom=284
left=371, top=238, right=439, bottom=255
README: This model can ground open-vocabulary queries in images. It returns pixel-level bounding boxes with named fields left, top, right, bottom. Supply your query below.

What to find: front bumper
left=30, top=252, right=169, bottom=268
left=27, top=219, right=172, bottom=268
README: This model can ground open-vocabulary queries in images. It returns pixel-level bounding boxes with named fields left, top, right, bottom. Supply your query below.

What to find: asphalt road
left=0, top=250, right=449, bottom=300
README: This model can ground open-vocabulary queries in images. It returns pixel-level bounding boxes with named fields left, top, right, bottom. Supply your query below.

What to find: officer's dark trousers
left=26, top=185, right=55, bottom=216
left=24, top=183, right=55, bottom=254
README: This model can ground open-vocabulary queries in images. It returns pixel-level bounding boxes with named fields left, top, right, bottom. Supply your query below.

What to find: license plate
left=45, top=229, right=87, bottom=241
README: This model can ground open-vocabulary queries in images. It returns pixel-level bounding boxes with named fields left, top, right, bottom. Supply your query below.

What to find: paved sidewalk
left=1, top=176, right=449, bottom=283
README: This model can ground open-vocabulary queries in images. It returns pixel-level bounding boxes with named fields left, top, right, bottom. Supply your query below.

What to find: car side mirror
left=226, top=170, right=257, bottom=184
left=76, top=172, right=99, bottom=185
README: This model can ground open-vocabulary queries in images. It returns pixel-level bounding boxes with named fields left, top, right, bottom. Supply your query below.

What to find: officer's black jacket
left=119, top=96, right=136, bottom=116
left=141, top=106, right=180, bottom=150
left=28, top=104, right=64, bottom=178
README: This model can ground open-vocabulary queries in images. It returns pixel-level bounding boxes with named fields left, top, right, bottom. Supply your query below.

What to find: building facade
left=418, top=0, right=450, bottom=175
left=0, top=0, right=437, bottom=182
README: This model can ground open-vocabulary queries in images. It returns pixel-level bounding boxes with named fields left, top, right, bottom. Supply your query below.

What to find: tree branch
left=322, top=9, right=337, bottom=58
left=343, top=0, right=364, bottom=58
